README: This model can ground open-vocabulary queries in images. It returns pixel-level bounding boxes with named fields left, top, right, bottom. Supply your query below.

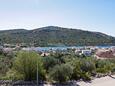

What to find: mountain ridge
left=0, top=26, right=115, bottom=46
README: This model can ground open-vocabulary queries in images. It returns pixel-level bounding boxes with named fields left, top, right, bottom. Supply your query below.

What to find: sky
left=0, top=0, right=115, bottom=36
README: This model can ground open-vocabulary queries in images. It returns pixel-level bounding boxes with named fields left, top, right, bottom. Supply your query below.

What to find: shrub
left=96, top=60, right=113, bottom=74
left=49, top=64, right=73, bottom=83
left=3, top=69, right=24, bottom=80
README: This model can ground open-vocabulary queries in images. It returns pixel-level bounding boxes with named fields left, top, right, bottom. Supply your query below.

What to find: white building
left=81, top=50, right=92, bottom=56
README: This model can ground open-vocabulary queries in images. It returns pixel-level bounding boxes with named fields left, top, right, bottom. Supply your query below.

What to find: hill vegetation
left=0, top=26, right=115, bottom=46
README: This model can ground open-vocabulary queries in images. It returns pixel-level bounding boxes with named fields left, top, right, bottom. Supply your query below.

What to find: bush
left=96, top=60, right=113, bottom=74
left=49, top=64, right=73, bottom=83
left=81, top=72, right=91, bottom=81
left=42, top=56, right=59, bottom=72
left=2, top=69, right=24, bottom=80
left=71, top=59, right=82, bottom=80
left=80, top=58, right=96, bottom=73
left=71, top=58, right=94, bottom=81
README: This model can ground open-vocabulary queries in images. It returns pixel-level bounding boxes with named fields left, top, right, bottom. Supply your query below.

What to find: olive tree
left=49, top=64, right=73, bottom=83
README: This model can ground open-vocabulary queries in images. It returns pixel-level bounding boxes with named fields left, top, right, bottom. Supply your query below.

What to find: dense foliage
left=0, top=26, right=115, bottom=46
left=12, top=51, right=45, bottom=81
left=0, top=50, right=115, bottom=83
left=0, top=48, right=13, bottom=79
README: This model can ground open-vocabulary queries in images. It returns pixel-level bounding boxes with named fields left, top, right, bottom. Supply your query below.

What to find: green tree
left=13, top=51, right=45, bottom=81
left=43, top=56, right=59, bottom=72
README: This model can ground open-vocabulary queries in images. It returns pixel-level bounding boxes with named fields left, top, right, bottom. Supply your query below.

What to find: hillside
left=0, top=26, right=115, bottom=46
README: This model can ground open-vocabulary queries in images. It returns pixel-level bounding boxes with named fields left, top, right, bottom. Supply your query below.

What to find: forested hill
left=0, top=26, right=115, bottom=46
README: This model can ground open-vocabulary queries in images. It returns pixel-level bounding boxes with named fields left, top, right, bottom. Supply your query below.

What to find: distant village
left=1, top=43, right=115, bottom=59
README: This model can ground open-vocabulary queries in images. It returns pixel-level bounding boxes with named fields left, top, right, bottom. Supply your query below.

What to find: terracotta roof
left=96, top=49, right=115, bottom=59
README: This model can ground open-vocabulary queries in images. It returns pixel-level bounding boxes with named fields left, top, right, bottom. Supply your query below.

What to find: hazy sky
left=0, top=0, right=115, bottom=36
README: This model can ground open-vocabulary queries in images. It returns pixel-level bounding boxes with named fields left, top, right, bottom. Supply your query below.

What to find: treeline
left=0, top=50, right=115, bottom=83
